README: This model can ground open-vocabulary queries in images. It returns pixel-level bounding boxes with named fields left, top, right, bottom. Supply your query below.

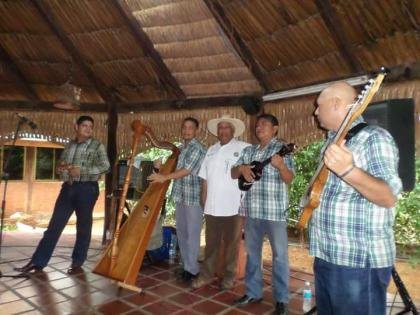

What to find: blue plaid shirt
left=309, top=119, right=402, bottom=268
left=234, top=138, right=295, bottom=221
left=170, top=138, right=206, bottom=206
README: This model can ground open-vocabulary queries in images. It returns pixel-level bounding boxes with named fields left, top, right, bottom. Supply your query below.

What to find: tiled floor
left=0, top=232, right=417, bottom=314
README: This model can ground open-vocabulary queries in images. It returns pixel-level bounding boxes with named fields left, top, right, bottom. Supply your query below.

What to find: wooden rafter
left=0, top=44, right=39, bottom=101
left=315, top=0, right=363, bottom=73
left=113, top=0, right=186, bottom=100
left=203, top=0, right=268, bottom=92
left=32, top=0, right=116, bottom=104
left=0, top=95, right=259, bottom=112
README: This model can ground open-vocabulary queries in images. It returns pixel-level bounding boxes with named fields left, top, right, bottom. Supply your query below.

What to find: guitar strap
left=345, top=122, right=368, bottom=141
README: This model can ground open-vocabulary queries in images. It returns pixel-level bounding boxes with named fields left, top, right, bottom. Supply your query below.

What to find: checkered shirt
left=234, top=138, right=295, bottom=221
left=60, top=138, right=110, bottom=182
left=309, top=119, right=402, bottom=268
left=170, top=138, right=206, bottom=206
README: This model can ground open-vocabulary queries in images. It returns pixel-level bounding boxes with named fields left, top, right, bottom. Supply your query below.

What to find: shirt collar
left=72, top=137, right=92, bottom=145
left=327, top=116, right=365, bottom=140
left=257, top=137, right=276, bottom=151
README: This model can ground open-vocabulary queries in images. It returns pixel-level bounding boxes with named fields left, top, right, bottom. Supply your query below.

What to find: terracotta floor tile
left=135, top=275, right=162, bottom=289
left=152, top=270, right=178, bottom=281
left=148, top=283, right=180, bottom=297
left=143, top=300, right=182, bottom=314
left=289, top=276, right=305, bottom=293
left=292, top=271, right=314, bottom=283
left=222, top=309, right=249, bottom=315
left=123, top=291, right=159, bottom=306
left=212, top=290, right=241, bottom=305
left=192, top=300, right=227, bottom=314
left=169, top=278, right=194, bottom=290
left=125, top=310, right=150, bottom=315
left=0, top=299, right=35, bottom=314
left=192, top=285, right=221, bottom=298
left=173, top=309, right=201, bottom=315
left=169, top=291, right=203, bottom=305
left=262, top=289, right=274, bottom=304
left=235, top=300, right=273, bottom=315
left=139, top=265, right=165, bottom=276
left=96, top=299, right=134, bottom=314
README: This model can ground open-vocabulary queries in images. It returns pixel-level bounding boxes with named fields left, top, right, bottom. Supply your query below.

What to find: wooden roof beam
left=32, top=0, right=116, bottom=104
left=0, top=95, right=257, bottom=112
left=203, top=0, right=269, bottom=92
left=0, top=45, right=39, bottom=101
left=113, top=0, right=186, bottom=100
left=315, top=0, right=363, bottom=73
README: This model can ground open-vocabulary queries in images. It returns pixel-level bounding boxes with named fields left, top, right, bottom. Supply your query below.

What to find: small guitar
left=297, top=68, right=387, bottom=229
left=238, top=143, right=296, bottom=191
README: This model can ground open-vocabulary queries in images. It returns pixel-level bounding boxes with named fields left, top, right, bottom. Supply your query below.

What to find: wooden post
left=104, top=102, right=118, bottom=245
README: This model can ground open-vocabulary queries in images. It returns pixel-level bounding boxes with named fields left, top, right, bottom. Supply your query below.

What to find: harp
left=93, top=120, right=179, bottom=292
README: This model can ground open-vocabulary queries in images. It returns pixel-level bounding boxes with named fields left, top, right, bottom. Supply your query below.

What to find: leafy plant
left=288, top=141, right=323, bottom=225
left=137, top=146, right=178, bottom=225
left=394, top=158, right=420, bottom=245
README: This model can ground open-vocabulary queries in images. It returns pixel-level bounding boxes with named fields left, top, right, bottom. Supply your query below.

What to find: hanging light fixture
left=53, top=59, right=82, bottom=110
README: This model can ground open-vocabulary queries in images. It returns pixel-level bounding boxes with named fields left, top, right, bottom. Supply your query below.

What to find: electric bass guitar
left=238, top=143, right=296, bottom=191
left=297, top=68, right=387, bottom=229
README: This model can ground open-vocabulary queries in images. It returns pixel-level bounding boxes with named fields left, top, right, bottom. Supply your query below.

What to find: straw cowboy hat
left=207, top=114, right=245, bottom=138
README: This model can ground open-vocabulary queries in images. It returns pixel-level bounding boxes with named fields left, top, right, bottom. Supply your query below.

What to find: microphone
left=15, top=113, right=37, bottom=129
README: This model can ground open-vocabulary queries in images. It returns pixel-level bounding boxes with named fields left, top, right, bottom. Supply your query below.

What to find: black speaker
left=241, top=97, right=262, bottom=115
left=117, top=159, right=154, bottom=199
left=363, top=98, right=415, bottom=191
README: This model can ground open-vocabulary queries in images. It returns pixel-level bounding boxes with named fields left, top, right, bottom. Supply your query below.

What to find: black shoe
left=67, top=264, right=84, bottom=275
left=182, top=271, right=198, bottom=282
left=234, top=294, right=263, bottom=305
left=275, top=302, right=288, bottom=315
left=14, top=261, right=43, bottom=273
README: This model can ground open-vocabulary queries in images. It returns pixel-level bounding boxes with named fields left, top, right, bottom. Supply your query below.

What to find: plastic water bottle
left=168, top=234, right=177, bottom=264
left=302, top=281, right=312, bottom=313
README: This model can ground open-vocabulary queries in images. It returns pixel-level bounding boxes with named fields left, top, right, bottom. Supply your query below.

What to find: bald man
left=309, top=82, right=402, bottom=315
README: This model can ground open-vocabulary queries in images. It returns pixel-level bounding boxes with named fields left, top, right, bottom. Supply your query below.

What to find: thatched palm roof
left=0, top=0, right=418, bottom=111
left=0, top=0, right=419, bottom=150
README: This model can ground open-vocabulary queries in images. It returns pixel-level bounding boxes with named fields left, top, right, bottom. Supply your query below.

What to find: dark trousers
left=314, top=257, right=392, bottom=315
left=31, top=181, right=99, bottom=267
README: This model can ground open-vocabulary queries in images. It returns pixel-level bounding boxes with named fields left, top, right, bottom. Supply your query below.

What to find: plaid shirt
left=309, top=119, right=402, bottom=268
left=60, top=138, right=110, bottom=182
left=170, top=138, right=206, bottom=206
left=234, top=138, right=295, bottom=221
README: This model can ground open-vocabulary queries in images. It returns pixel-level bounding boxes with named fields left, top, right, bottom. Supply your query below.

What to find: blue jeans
left=244, top=218, right=289, bottom=303
left=175, top=203, right=203, bottom=275
left=314, top=257, right=392, bottom=315
left=31, top=182, right=99, bottom=267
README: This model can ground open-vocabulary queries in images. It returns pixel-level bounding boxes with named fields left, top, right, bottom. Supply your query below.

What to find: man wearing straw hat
left=191, top=115, right=250, bottom=290
left=148, top=117, right=206, bottom=281
left=231, top=113, right=294, bottom=315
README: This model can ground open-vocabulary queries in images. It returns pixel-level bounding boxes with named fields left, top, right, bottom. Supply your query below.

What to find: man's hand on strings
left=147, top=172, right=167, bottom=183
left=239, top=164, right=255, bottom=182
left=324, top=141, right=354, bottom=177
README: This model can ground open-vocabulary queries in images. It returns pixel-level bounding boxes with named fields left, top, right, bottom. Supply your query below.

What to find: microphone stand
left=0, top=118, right=30, bottom=278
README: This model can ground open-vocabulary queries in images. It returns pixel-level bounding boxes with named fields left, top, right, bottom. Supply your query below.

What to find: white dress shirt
left=198, top=138, right=250, bottom=216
